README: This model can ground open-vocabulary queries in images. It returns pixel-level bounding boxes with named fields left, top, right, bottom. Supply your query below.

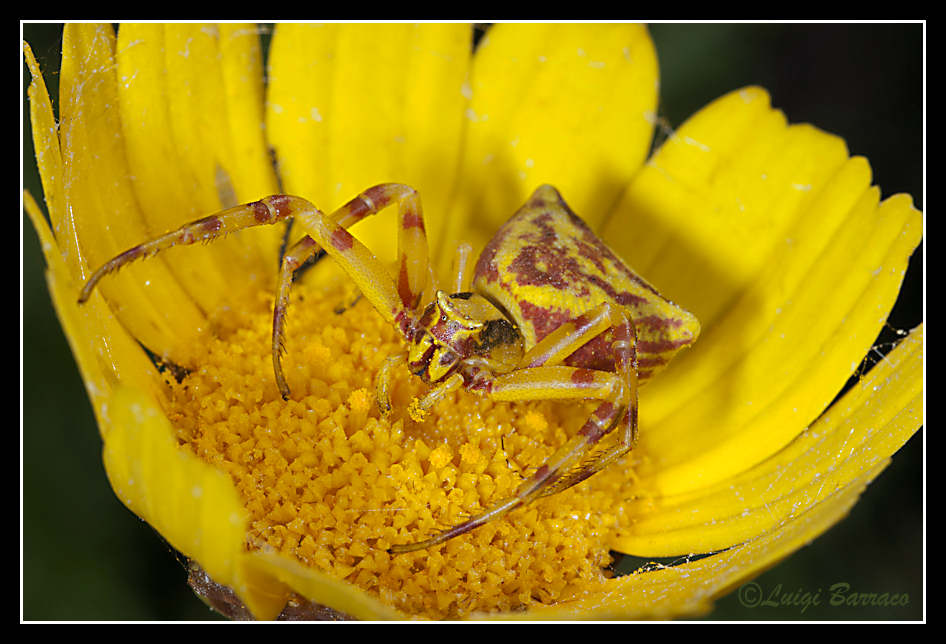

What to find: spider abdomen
left=473, top=185, right=700, bottom=382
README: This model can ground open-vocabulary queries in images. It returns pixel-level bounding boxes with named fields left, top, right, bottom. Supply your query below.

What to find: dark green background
left=22, top=22, right=923, bottom=621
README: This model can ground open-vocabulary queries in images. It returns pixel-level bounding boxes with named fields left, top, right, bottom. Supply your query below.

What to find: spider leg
left=78, top=195, right=306, bottom=304
left=77, top=185, right=433, bottom=399
left=448, top=242, right=475, bottom=294
left=522, top=306, right=640, bottom=487
left=515, top=302, right=639, bottom=452
left=77, top=184, right=427, bottom=312
left=516, top=301, right=615, bottom=369
left=270, top=184, right=430, bottom=398
left=376, top=352, right=407, bottom=417
left=388, top=367, right=629, bottom=553
left=407, top=372, right=465, bottom=421
left=389, top=306, right=638, bottom=554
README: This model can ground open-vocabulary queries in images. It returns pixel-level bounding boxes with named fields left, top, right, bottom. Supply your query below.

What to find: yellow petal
left=216, top=24, right=281, bottom=204
left=525, top=461, right=888, bottom=619
left=102, top=386, right=248, bottom=572
left=444, top=23, right=658, bottom=269
left=27, top=36, right=169, bottom=442
left=248, top=550, right=407, bottom=620
left=102, top=386, right=292, bottom=620
left=24, top=190, right=165, bottom=421
left=605, top=87, right=848, bottom=325
left=266, top=23, right=471, bottom=272
left=611, top=324, right=923, bottom=556
left=518, top=324, right=921, bottom=617
left=115, top=24, right=281, bottom=311
left=25, top=31, right=184, bottom=405
left=56, top=23, right=207, bottom=359
left=603, top=87, right=922, bottom=493
left=23, top=41, right=71, bottom=273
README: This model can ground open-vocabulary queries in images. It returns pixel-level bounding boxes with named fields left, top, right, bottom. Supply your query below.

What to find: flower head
left=24, top=23, right=922, bottom=620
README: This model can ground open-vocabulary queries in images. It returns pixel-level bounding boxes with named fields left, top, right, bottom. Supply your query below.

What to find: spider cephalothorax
left=407, top=290, right=524, bottom=383
left=79, top=183, right=700, bottom=553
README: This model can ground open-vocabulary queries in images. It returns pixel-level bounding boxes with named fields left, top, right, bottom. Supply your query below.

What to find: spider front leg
left=77, top=195, right=308, bottom=304
left=77, top=184, right=432, bottom=400
left=271, top=184, right=430, bottom=398
left=389, top=304, right=638, bottom=553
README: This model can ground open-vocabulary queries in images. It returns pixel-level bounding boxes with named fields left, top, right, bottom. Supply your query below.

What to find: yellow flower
left=23, top=23, right=922, bottom=620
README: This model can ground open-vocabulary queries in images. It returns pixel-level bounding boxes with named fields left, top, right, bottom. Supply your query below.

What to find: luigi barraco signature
left=737, top=582, right=911, bottom=614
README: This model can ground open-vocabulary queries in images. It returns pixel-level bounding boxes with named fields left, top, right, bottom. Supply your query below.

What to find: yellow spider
left=79, top=184, right=700, bottom=553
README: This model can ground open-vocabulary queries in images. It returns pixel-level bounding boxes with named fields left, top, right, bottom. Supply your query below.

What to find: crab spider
left=79, top=183, right=699, bottom=553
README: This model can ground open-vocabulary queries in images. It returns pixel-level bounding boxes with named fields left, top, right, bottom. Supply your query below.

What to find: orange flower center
left=166, top=270, right=638, bottom=618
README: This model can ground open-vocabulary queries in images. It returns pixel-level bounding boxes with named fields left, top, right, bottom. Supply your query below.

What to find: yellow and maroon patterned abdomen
left=473, top=185, right=700, bottom=383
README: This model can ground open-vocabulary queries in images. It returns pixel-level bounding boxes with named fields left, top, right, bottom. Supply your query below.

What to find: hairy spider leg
left=76, top=196, right=304, bottom=304
left=388, top=303, right=639, bottom=553
left=533, top=309, right=639, bottom=499
left=76, top=184, right=431, bottom=401
left=518, top=304, right=639, bottom=500
left=271, top=184, right=429, bottom=398
left=76, top=185, right=420, bottom=306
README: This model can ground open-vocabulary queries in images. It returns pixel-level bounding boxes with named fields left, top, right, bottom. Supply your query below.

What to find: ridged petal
left=115, top=24, right=281, bottom=311
left=101, top=386, right=291, bottom=620
left=24, top=189, right=166, bottom=421
left=248, top=550, right=407, bottom=620
left=266, top=23, right=470, bottom=271
left=611, top=325, right=923, bottom=556
left=527, top=464, right=885, bottom=619
left=523, top=324, right=922, bottom=617
left=24, top=42, right=71, bottom=272
left=443, top=23, right=658, bottom=270
left=602, top=87, right=923, bottom=494
left=26, top=31, right=190, bottom=405
left=57, top=23, right=207, bottom=359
